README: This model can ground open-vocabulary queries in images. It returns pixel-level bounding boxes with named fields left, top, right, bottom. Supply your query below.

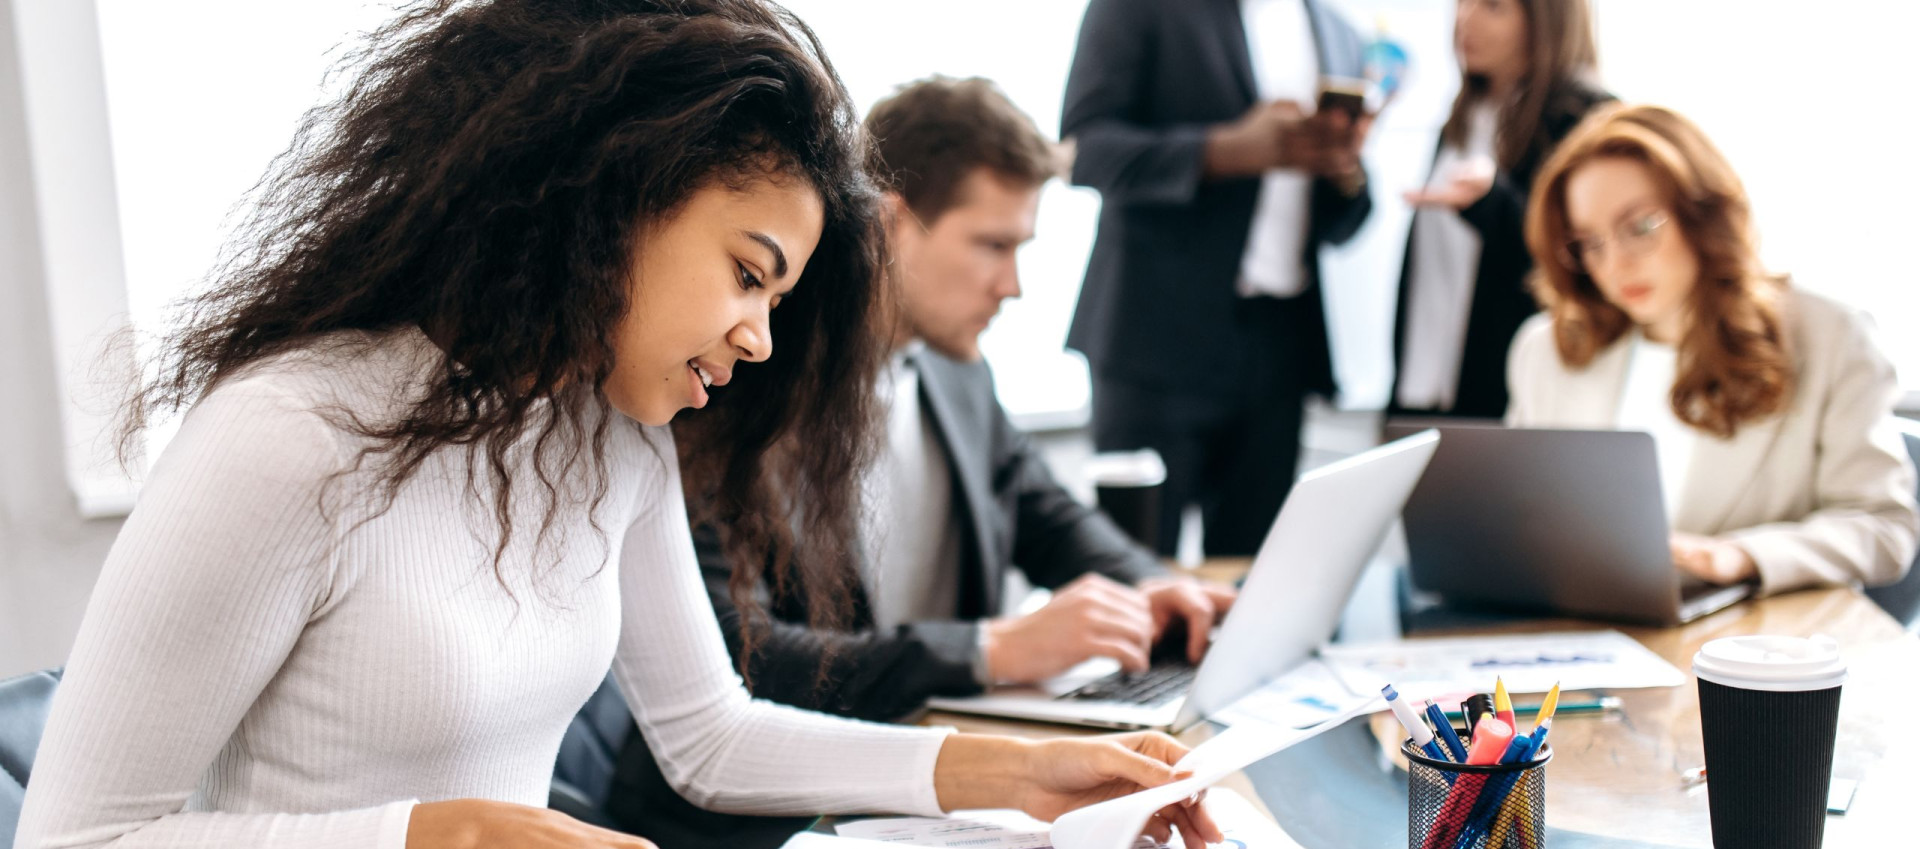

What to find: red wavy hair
left=1524, top=104, right=1791, bottom=438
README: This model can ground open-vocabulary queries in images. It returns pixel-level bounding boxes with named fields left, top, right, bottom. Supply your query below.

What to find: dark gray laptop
left=1389, top=424, right=1751, bottom=626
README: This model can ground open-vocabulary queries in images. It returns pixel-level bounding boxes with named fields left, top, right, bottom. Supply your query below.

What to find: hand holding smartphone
left=1314, top=76, right=1369, bottom=122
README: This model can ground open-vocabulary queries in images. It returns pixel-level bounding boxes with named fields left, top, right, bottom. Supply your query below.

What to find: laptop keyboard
left=1057, top=662, right=1195, bottom=707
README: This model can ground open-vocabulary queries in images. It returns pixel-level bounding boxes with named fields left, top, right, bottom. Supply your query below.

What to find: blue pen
left=1454, top=735, right=1539, bottom=848
left=1424, top=698, right=1468, bottom=762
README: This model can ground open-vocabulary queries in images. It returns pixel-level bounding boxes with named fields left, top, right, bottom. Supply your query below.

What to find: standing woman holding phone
left=1391, top=0, right=1612, bottom=419
left=15, top=3, right=1220, bottom=849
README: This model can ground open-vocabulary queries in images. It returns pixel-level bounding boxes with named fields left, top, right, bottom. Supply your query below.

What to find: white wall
left=0, top=0, right=125, bottom=679
left=1593, top=0, right=1920, bottom=382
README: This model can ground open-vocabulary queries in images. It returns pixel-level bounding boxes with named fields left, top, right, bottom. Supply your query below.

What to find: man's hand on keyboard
left=983, top=574, right=1155, bottom=683
left=1138, top=577, right=1238, bottom=664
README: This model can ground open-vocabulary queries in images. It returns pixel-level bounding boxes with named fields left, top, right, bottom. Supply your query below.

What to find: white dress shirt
left=1235, top=0, right=1321, bottom=299
left=1397, top=102, right=1498, bottom=411
left=861, top=343, right=962, bottom=632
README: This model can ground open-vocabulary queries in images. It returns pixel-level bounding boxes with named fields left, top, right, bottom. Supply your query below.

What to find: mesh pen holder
left=1404, top=739, right=1552, bottom=849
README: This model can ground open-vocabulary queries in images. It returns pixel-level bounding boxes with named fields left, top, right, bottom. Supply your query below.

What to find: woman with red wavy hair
left=1508, top=104, right=1917, bottom=594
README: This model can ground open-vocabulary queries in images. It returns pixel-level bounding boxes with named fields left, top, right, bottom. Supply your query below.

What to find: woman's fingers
left=1185, top=796, right=1226, bottom=844
left=1096, top=742, right=1181, bottom=790
left=1119, top=730, right=1192, bottom=766
left=1145, top=813, right=1173, bottom=844
left=1158, top=804, right=1209, bottom=849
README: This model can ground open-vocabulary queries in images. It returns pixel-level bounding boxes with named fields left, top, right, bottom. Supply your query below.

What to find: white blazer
left=1506, top=289, right=1918, bottom=595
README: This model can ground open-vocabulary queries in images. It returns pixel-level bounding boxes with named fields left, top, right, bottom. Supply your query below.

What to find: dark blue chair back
left=1865, top=418, right=1920, bottom=630
left=550, top=674, right=631, bottom=827
left=1, top=668, right=62, bottom=849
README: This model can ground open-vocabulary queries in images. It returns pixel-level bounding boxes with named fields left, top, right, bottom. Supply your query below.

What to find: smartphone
left=1316, top=76, right=1369, bottom=120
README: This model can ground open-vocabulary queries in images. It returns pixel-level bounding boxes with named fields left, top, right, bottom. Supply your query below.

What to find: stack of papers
left=1317, top=630, right=1685, bottom=702
left=1204, top=631, right=1682, bottom=731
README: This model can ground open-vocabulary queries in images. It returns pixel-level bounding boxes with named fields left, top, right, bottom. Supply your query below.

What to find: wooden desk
left=1387, top=587, right=1920, bottom=847
left=922, top=561, right=1919, bottom=847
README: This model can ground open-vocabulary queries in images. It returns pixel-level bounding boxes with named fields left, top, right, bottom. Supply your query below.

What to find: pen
left=1425, top=698, right=1468, bottom=762
left=1383, top=685, right=1451, bottom=765
left=1494, top=677, right=1516, bottom=731
left=1438, top=694, right=1615, bottom=721
left=1479, top=736, right=1542, bottom=849
left=1458, top=734, right=1537, bottom=847
left=1511, top=685, right=1558, bottom=849
left=1529, top=684, right=1561, bottom=750
left=1419, top=717, right=1513, bottom=849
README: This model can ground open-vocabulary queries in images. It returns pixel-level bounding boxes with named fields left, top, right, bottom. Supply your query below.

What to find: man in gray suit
left=602, top=76, right=1236, bottom=849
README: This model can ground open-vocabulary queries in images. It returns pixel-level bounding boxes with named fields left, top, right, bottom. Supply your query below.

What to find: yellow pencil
left=1487, top=795, right=1523, bottom=849
left=1510, top=682, right=1561, bottom=849
left=1494, top=677, right=1516, bottom=729
left=1532, top=683, right=1561, bottom=734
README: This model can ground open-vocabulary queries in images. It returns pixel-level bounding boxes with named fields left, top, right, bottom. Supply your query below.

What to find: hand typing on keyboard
left=983, top=574, right=1156, bottom=683
left=981, top=574, right=1238, bottom=685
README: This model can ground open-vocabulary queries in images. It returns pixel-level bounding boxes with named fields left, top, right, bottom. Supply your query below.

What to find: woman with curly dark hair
left=15, top=3, right=1221, bottom=849
left=1509, top=104, right=1917, bottom=595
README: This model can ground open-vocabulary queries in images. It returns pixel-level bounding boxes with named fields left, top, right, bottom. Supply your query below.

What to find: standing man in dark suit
left=599, top=76, right=1237, bottom=849
left=1063, top=0, right=1374, bottom=557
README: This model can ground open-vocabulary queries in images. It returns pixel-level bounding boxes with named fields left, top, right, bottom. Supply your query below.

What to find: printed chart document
left=1205, top=658, right=1369, bottom=729
left=826, top=788, right=1296, bottom=849
left=1318, top=629, right=1684, bottom=701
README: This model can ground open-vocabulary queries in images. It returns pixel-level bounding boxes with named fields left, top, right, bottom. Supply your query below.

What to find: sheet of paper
left=1206, top=658, right=1370, bottom=730
left=834, top=808, right=1053, bottom=848
left=1318, top=629, right=1684, bottom=702
left=828, top=788, right=1296, bottom=849
left=1050, top=698, right=1377, bottom=849
left=783, top=833, right=914, bottom=849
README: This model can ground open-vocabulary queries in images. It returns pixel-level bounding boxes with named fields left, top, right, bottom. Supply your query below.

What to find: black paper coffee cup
left=1087, top=449, right=1166, bottom=552
left=1693, top=635, right=1846, bottom=849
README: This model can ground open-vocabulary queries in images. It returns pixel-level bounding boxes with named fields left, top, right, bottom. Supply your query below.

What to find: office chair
left=1865, top=417, right=1920, bottom=630
left=550, top=674, right=631, bottom=828
left=1, top=667, right=63, bottom=849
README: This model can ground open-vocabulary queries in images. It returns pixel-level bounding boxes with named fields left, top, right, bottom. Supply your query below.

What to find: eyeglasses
left=1557, top=210, right=1669, bottom=272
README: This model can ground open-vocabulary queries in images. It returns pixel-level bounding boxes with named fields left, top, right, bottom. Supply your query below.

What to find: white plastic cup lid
left=1693, top=634, right=1847, bottom=692
left=1087, top=449, right=1167, bottom=487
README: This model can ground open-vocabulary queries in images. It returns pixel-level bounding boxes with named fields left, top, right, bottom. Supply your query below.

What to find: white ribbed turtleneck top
left=16, top=328, right=950, bottom=849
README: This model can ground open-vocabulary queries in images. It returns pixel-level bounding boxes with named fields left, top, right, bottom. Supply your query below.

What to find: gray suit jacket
left=697, top=349, right=1167, bottom=720
left=1507, top=290, right=1919, bottom=594
left=601, top=350, right=1167, bottom=849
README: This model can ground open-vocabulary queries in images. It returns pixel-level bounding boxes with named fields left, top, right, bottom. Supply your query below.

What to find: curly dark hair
left=125, top=0, right=885, bottom=649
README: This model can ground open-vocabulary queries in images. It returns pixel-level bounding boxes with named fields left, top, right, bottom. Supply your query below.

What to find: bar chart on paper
left=1318, top=631, right=1685, bottom=701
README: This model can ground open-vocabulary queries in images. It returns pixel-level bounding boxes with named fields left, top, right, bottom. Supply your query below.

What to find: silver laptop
left=924, top=430, right=1440, bottom=732
left=1396, top=425, right=1751, bottom=626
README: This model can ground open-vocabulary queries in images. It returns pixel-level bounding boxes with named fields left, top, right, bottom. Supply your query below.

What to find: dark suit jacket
left=1389, top=82, right=1614, bottom=419
left=603, top=350, right=1166, bottom=849
left=1062, top=0, right=1373, bottom=398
